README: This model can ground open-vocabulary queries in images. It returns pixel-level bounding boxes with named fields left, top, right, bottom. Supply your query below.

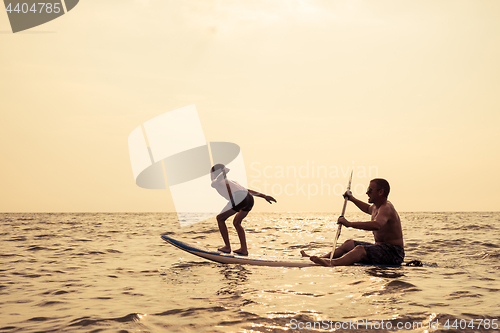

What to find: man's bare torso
left=371, top=201, right=404, bottom=248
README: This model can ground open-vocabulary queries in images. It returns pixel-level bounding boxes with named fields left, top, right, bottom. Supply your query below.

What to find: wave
left=69, top=313, right=144, bottom=327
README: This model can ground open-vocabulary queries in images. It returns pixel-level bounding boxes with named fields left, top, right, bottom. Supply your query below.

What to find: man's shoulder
left=382, top=201, right=401, bottom=223
left=382, top=200, right=396, bottom=210
left=378, top=201, right=399, bottom=216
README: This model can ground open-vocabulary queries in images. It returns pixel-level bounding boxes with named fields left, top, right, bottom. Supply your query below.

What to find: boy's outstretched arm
left=248, top=189, right=277, bottom=204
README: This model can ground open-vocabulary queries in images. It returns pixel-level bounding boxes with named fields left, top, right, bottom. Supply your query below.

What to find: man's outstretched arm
left=338, top=205, right=390, bottom=231
left=344, top=191, right=372, bottom=214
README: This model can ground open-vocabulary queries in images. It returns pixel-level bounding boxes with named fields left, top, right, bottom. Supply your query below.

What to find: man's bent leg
left=323, top=239, right=356, bottom=258
left=301, top=239, right=357, bottom=258
left=310, top=245, right=368, bottom=267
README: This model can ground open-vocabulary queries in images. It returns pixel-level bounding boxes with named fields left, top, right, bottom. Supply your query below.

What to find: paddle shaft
left=222, top=170, right=236, bottom=208
left=329, top=170, right=353, bottom=261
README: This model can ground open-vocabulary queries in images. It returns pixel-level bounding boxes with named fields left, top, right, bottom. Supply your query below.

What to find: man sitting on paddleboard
left=211, top=164, right=277, bottom=256
left=301, top=178, right=404, bottom=267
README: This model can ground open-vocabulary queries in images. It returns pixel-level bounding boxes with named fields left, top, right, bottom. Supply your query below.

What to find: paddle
left=329, top=170, right=354, bottom=261
left=221, top=168, right=236, bottom=208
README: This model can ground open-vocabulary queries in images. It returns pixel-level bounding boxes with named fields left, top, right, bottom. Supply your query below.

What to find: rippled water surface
left=1, top=212, right=499, bottom=332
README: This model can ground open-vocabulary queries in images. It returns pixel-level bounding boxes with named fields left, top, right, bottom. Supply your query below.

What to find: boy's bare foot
left=300, top=250, right=310, bottom=257
left=218, top=246, right=231, bottom=253
left=310, top=256, right=333, bottom=267
left=233, top=248, right=248, bottom=256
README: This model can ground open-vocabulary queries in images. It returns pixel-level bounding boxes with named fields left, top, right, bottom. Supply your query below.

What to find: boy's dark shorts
left=231, top=191, right=254, bottom=212
left=353, top=241, right=405, bottom=266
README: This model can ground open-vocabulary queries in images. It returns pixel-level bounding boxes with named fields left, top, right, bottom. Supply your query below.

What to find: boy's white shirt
left=211, top=174, right=247, bottom=201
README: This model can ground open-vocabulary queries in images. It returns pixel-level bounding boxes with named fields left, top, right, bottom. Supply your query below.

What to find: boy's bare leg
left=217, top=210, right=237, bottom=253
left=310, top=245, right=367, bottom=267
left=232, top=210, right=249, bottom=255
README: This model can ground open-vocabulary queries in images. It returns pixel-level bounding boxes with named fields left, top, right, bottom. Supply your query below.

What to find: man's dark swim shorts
left=353, top=241, right=405, bottom=266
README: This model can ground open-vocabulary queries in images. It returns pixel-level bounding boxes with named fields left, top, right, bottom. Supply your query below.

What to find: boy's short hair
left=211, top=164, right=225, bottom=177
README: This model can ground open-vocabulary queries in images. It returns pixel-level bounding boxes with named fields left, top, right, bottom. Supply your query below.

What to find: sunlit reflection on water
left=0, top=212, right=499, bottom=332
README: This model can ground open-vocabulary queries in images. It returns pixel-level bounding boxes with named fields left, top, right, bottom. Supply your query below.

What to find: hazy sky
left=1, top=0, right=499, bottom=213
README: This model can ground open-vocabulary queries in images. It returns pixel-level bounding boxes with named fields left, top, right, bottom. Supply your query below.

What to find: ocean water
left=1, top=212, right=499, bottom=333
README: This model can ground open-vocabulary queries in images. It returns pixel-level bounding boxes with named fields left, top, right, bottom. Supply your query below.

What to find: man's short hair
left=371, top=178, right=390, bottom=197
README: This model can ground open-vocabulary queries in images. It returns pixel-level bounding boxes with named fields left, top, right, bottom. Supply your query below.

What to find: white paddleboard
left=161, top=235, right=317, bottom=267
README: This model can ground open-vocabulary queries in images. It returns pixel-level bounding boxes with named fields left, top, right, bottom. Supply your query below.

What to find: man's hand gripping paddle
left=329, top=170, right=353, bottom=261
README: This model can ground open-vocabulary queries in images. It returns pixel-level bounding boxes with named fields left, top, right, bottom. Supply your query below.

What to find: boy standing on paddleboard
left=210, top=164, right=276, bottom=255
